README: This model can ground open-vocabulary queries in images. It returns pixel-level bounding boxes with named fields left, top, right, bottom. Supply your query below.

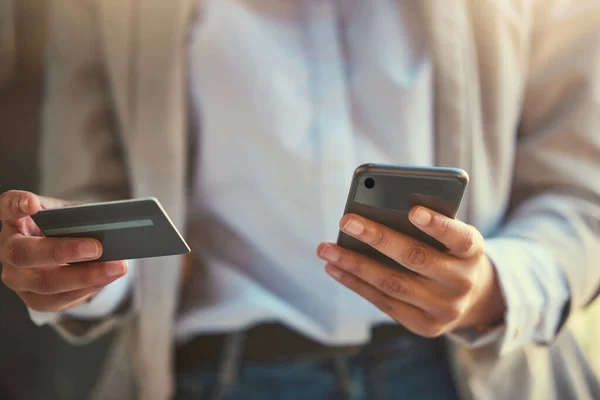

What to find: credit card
left=32, top=197, right=190, bottom=262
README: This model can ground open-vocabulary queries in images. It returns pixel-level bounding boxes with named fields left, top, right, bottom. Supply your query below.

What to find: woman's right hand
left=0, top=190, right=128, bottom=312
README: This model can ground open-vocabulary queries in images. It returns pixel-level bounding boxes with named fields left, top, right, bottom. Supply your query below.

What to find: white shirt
left=31, top=0, right=569, bottom=354
left=179, top=0, right=433, bottom=345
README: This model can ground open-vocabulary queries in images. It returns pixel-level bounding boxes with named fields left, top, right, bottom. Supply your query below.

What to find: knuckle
left=436, top=259, right=452, bottom=275
left=52, top=242, right=64, bottom=264
left=439, top=217, right=453, bottom=236
left=13, top=218, right=26, bottom=233
left=460, top=228, right=476, bottom=253
left=443, top=303, right=465, bottom=322
left=368, top=228, right=388, bottom=248
left=456, top=275, right=475, bottom=293
left=31, top=272, right=50, bottom=294
left=403, top=244, right=430, bottom=268
left=346, top=254, right=361, bottom=275
left=380, top=275, right=412, bottom=298
left=462, top=277, right=475, bottom=292
left=12, top=194, right=25, bottom=214
left=6, top=240, right=28, bottom=267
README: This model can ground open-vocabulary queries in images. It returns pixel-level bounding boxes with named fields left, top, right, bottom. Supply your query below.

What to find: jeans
left=175, top=333, right=460, bottom=400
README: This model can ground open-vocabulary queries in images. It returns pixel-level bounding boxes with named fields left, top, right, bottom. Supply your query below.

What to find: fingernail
left=106, top=262, right=126, bottom=277
left=411, top=207, right=432, bottom=226
left=78, top=240, right=100, bottom=259
left=325, top=264, right=343, bottom=280
left=19, top=197, right=29, bottom=213
left=342, top=218, right=364, bottom=235
left=318, top=243, right=340, bottom=263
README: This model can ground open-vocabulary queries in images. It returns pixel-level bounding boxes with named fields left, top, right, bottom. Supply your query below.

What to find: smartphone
left=337, top=164, right=469, bottom=269
left=32, top=197, right=190, bottom=262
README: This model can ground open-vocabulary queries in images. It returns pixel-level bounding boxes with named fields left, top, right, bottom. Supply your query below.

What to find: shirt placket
left=301, top=0, right=367, bottom=342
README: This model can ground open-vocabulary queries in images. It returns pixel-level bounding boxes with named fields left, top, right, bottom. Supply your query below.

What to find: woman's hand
left=0, top=191, right=128, bottom=313
left=317, top=206, right=505, bottom=337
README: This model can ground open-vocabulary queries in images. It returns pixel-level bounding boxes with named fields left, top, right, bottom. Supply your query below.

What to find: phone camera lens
left=364, top=178, right=375, bottom=189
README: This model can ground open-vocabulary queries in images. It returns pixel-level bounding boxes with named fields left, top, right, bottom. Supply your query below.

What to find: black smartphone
left=337, top=164, right=469, bottom=269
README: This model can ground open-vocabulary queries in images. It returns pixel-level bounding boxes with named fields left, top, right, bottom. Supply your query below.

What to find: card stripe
left=44, top=219, right=155, bottom=236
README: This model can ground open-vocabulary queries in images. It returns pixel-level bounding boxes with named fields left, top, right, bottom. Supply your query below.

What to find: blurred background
left=0, top=1, right=599, bottom=399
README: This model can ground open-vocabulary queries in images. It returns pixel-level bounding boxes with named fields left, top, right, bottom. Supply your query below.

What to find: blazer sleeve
left=494, top=0, right=600, bottom=337
left=40, top=0, right=137, bottom=345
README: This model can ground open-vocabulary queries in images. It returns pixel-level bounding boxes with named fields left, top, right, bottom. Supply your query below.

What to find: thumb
left=0, top=190, right=42, bottom=222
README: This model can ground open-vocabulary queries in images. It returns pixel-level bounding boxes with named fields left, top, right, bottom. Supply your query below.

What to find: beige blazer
left=40, top=0, right=600, bottom=399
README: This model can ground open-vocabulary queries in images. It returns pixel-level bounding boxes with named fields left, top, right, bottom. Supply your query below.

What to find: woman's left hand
left=317, top=206, right=505, bottom=337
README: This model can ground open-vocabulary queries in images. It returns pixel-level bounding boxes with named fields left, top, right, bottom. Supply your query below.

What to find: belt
left=175, top=322, right=425, bottom=371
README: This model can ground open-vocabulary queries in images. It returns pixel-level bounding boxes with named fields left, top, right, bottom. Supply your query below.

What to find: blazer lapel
left=99, top=0, right=134, bottom=131
left=114, top=0, right=196, bottom=397
left=418, top=0, right=474, bottom=223
left=130, top=0, right=195, bottom=207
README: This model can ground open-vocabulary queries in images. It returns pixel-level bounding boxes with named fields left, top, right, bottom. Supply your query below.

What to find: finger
left=1, top=235, right=102, bottom=268
left=408, top=207, right=484, bottom=258
left=2, top=260, right=127, bottom=294
left=0, top=191, right=41, bottom=222
left=19, top=285, right=104, bottom=313
left=19, top=216, right=45, bottom=237
left=317, top=243, right=451, bottom=313
left=39, top=196, right=82, bottom=210
left=339, top=214, right=450, bottom=278
left=324, top=264, right=443, bottom=338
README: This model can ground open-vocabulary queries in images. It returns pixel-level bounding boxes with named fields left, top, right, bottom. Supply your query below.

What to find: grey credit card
left=31, top=197, right=190, bottom=262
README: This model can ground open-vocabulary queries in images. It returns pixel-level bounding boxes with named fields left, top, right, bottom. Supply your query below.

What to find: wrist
left=459, top=256, right=506, bottom=328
